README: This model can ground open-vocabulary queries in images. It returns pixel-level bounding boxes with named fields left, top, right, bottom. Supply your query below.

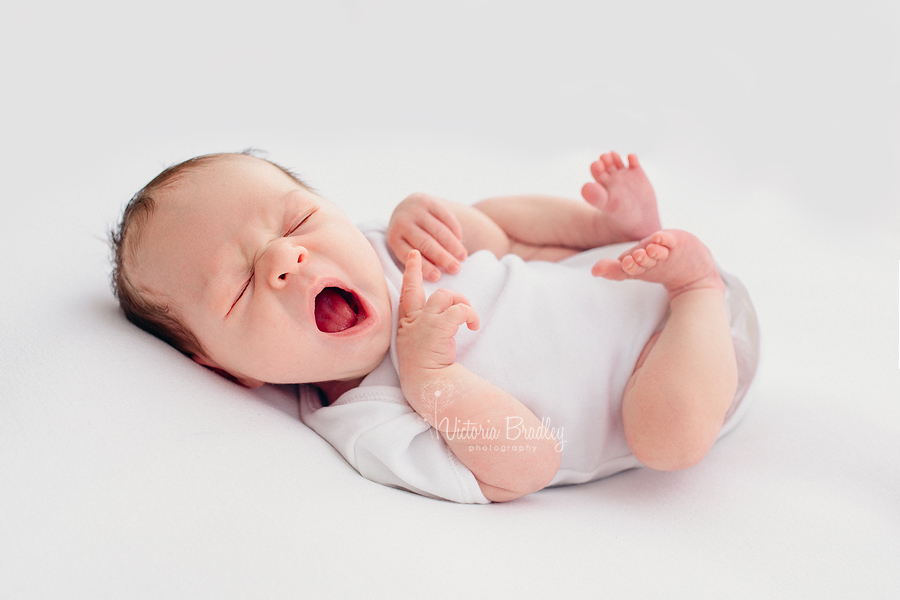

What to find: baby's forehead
left=152, top=155, right=291, bottom=219
left=160, top=153, right=268, bottom=196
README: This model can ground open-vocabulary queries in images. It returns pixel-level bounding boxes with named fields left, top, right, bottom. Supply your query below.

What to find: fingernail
left=448, top=262, right=460, bottom=274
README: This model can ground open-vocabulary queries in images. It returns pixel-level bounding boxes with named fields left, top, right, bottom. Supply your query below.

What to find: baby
left=110, top=150, right=759, bottom=503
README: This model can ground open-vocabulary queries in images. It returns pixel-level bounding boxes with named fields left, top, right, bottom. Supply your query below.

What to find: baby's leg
left=581, top=152, right=662, bottom=243
left=596, top=230, right=738, bottom=470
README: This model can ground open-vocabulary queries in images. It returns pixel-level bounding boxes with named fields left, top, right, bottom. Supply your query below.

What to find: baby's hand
left=387, top=193, right=468, bottom=282
left=397, top=250, right=479, bottom=373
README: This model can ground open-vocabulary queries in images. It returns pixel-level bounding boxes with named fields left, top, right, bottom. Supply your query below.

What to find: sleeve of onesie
left=297, top=384, right=491, bottom=504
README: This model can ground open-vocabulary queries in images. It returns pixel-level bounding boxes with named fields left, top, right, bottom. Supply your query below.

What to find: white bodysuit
left=299, top=224, right=760, bottom=504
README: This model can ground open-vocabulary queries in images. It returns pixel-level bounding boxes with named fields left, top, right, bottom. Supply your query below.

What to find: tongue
left=315, top=288, right=359, bottom=333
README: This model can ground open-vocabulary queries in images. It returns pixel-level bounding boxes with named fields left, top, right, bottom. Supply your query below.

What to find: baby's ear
left=191, top=355, right=264, bottom=389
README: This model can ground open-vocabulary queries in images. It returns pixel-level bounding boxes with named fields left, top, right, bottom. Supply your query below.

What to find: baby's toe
left=581, top=181, right=608, bottom=208
left=621, top=254, right=645, bottom=275
left=591, top=258, right=628, bottom=280
left=651, top=231, right=677, bottom=250
left=591, top=161, right=610, bottom=186
left=600, top=153, right=617, bottom=171
left=645, top=243, right=669, bottom=261
left=632, top=248, right=657, bottom=269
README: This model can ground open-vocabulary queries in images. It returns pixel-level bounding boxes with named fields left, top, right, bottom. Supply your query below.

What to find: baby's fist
left=387, top=193, right=468, bottom=282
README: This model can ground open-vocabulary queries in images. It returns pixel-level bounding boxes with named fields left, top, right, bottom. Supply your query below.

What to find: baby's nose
left=266, top=240, right=307, bottom=289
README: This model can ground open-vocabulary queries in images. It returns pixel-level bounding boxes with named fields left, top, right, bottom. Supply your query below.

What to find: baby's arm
left=473, top=194, right=626, bottom=256
left=388, top=152, right=661, bottom=279
left=475, top=153, right=662, bottom=258
left=387, top=193, right=601, bottom=281
left=396, top=251, right=561, bottom=502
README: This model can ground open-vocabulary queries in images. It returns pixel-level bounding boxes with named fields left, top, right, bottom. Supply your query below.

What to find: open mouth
left=314, top=287, right=364, bottom=333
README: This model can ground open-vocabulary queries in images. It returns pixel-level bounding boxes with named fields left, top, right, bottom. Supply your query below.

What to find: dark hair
left=109, top=150, right=311, bottom=357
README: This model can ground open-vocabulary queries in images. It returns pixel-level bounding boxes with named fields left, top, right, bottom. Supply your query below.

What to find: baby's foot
left=591, top=229, right=724, bottom=300
left=581, top=152, right=662, bottom=242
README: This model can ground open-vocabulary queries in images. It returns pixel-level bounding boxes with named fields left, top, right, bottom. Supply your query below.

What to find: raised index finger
left=399, top=250, right=426, bottom=318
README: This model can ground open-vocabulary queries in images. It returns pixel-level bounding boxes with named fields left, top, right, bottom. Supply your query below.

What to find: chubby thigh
left=627, top=268, right=759, bottom=432
left=621, top=268, right=759, bottom=470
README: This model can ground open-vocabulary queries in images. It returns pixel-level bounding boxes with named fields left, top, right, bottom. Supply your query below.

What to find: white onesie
left=299, top=224, right=760, bottom=504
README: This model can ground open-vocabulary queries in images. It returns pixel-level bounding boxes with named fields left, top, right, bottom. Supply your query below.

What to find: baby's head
left=110, top=152, right=392, bottom=388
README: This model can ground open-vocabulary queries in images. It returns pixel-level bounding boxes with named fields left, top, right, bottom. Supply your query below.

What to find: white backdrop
left=1, top=1, right=898, bottom=598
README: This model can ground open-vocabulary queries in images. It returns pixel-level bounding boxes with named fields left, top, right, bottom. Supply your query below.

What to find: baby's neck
left=316, top=377, right=365, bottom=405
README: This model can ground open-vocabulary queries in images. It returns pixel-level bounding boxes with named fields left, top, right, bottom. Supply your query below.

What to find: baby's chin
left=322, top=341, right=390, bottom=384
left=263, top=332, right=392, bottom=386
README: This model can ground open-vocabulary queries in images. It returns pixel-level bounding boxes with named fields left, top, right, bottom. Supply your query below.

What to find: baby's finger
left=417, top=251, right=444, bottom=283
left=409, top=228, right=461, bottom=279
left=399, top=250, right=426, bottom=317
left=400, top=233, right=444, bottom=281
left=424, top=289, right=480, bottom=330
left=427, top=200, right=465, bottom=243
left=421, top=214, right=468, bottom=265
left=446, top=303, right=480, bottom=331
left=390, top=237, right=415, bottom=265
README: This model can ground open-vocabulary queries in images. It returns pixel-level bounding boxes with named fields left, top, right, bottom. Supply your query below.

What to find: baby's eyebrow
left=281, top=191, right=312, bottom=224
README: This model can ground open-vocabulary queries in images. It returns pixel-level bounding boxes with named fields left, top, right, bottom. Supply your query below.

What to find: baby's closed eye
left=228, top=275, right=253, bottom=315
left=285, top=211, right=314, bottom=236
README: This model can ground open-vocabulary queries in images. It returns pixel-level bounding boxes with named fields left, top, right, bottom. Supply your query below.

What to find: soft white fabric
left=300, top=225, right=759, bottom=502
left=298, top=358, right=491, bottom=503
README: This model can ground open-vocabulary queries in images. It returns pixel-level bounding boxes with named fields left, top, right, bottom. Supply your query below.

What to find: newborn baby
left=110, top=151, right=759, bottom=503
